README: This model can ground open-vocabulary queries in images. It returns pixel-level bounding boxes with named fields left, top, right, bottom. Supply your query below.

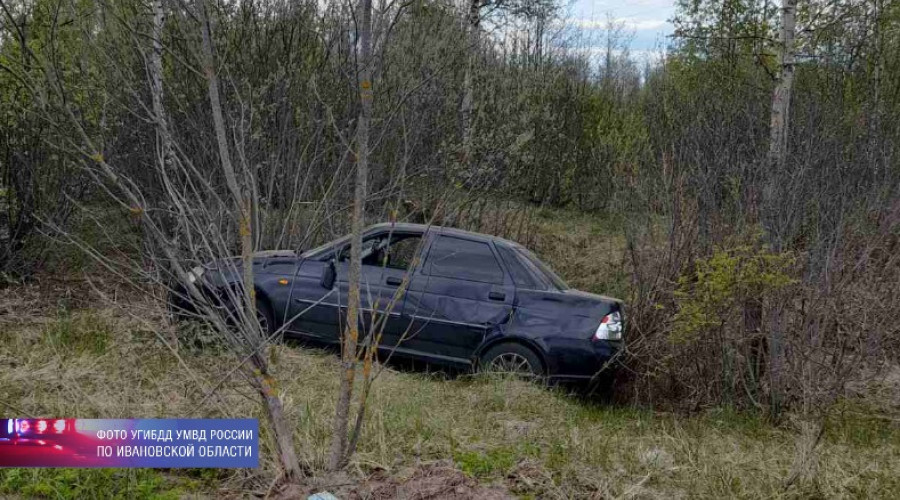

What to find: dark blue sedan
left=176, top=223, right=624, bottom=382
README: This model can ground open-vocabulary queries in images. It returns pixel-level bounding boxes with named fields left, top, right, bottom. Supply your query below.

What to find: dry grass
left=1, top=284, right=899, bottom=499
left=527, top=208, right=630, bottom=300
left=0, top=206, right=896, bottom=498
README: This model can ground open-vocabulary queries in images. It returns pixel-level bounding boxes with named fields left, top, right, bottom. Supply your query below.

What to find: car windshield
left=301, top=225, right=413, bottom=260
left=514, top=247, right=569, bottom=291
left=302, top=234, right=351, bottom=259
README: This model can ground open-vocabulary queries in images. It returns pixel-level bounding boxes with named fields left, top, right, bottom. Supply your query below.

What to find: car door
left=284, top=257, right=341, bottom=341
left=400, top=234, right=515, bottom=363
left=287, top=229, right=426, bottom=345
left=339, top=230, right=426, bottom=350
left=283, top=237, right=375, bottom=342
left=371, top=232, right=429, bottom=349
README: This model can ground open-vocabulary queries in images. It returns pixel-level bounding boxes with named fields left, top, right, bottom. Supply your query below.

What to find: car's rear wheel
left=480, top=343, right=544, bottom=378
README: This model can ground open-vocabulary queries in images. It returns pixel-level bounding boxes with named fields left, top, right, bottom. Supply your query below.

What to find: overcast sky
left=567, top=0, right=675, bottom=56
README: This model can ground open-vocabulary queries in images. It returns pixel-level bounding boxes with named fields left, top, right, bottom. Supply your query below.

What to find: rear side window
left=426, top=236, right=504, bottom=284
left=515, top=247, right=569, bottom=290
left=497, top=245, right=543, bottom=290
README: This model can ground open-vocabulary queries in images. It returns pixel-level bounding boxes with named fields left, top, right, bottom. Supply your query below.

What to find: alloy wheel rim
left=488, top=352, right=534, bottom=375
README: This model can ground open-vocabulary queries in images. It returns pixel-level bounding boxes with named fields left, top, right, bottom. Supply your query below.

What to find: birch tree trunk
left=328, top=0, right=373, bottom=471
left=460, top=0, right=480, bottom=167
left=149, top=0, right=165, bottom=141
left=149, top=0, right=176, bottom=199
left=198, top=0, right=301, bottom=481
left=869, top=0, right=884, bottom=184
left=768, top=0, right=796, bottom=175
left=764, top=0, right=797, bottom=417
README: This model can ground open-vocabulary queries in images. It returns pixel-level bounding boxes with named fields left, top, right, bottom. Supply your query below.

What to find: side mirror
left=320, top=260, right=336, bottom=289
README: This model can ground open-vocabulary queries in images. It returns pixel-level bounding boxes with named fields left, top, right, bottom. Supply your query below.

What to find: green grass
left=453, top=447, right=520, bottom=478
left=2, top=306, right=899, bottom=498
left=0, top=469, right=192, bottom=500
left=41, top=312, right=111, bottom=355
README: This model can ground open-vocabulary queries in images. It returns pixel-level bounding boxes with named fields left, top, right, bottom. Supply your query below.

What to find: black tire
left=255, top=297, right=276, bottom=338
left=479, top=342, right=544, bottom=377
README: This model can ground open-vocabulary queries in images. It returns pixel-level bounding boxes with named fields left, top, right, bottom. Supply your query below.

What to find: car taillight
left=593, top=310, right=623, bottom=341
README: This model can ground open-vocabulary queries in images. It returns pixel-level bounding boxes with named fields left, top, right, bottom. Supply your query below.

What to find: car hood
left=197, top=250, right=299, bottom=285
left=252, top=250, right=297, bottom=259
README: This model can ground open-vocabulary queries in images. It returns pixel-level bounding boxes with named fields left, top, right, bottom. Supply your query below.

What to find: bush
left=672, top=243, right=795, bottom=343
left=666, top=242, right=796, bottom=407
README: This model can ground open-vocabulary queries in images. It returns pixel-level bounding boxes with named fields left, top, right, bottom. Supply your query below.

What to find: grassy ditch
left=1, top=301, right=898, bottom=498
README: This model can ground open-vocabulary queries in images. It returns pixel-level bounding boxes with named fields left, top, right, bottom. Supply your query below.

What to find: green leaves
left=672, top=239, right=796, bottom=344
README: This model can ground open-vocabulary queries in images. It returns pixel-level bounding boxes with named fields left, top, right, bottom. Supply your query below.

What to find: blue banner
left=0, top=418, right=259, bottom=468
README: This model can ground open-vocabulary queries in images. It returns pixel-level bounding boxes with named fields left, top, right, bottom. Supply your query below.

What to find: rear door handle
left=386, top=276, right=403, bottom=286
left=488, top=291, right=506, bottom=301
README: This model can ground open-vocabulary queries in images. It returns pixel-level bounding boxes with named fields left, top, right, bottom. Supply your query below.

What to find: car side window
left=340, top=234, right=422, bottom=271
left=379, top=235, right=421, bottom=270
left=338, top=237, right=377, bottom=263
left=426, top=236, right=504, bottom=284
left=497, top=245, right=544, bottom=290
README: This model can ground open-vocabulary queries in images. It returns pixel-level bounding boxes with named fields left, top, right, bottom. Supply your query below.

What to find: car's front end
left=167, top=251, right=300, bottom=322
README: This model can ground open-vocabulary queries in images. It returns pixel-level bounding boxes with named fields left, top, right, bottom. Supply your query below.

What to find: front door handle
left=488, top=291, right=506, bottom=301
left=386, top=276, right=403, bottom=287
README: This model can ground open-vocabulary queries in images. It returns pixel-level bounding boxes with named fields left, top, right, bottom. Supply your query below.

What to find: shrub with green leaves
left=672, top=243, right=796, bottom=345
left=658, top=240, right=798, bottom=407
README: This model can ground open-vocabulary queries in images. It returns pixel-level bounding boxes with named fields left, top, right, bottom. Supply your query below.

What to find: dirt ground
left=288, top=462, right=514, bottom=500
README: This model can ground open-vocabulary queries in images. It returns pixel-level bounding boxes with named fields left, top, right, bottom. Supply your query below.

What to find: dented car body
left=175, top=223, right=625, bottom=382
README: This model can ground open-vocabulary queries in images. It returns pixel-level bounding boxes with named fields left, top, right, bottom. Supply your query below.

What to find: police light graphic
left=5, top=418, right=74, bottom=437
left=1, top=418, right=259, bottom=468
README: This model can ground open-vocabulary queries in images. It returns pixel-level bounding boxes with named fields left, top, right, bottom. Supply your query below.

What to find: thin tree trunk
left=328, top=0, right=373, bottom=471
left=763, top=0, right=797, bottom=417
left=149, top=0, right=166, bottom=145
left=199, top=0, right=301, bottom=481
left=869, top=0, right=884, bottom=184
left=149, top=0, right=176, bottom=202
left=460, top=0, right=480, bottom=167
left=251, top=351, right=302, bottom=482
left=768, top=0, right=797, bottom=176
left=199, top=1, right=255, bottom=342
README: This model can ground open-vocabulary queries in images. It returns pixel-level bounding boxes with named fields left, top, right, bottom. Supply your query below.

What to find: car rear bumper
left=544, top=337, right=622, bottom=380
